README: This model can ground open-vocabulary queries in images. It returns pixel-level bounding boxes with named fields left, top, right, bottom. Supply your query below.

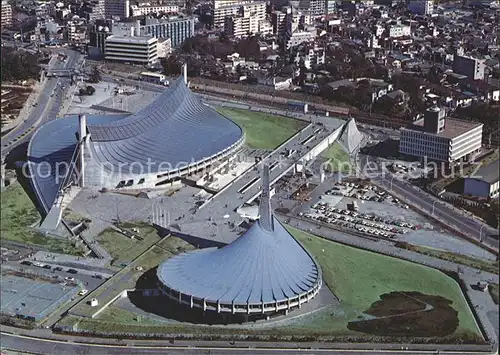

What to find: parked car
left=54, top=266, right=63, bottom=271
left=64, top=277, right=75, bottom=281
left=67, top=268, right=78, bottom=274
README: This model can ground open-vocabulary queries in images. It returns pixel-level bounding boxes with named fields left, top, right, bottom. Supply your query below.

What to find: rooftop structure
left=156, top=165, right=322, bottom=318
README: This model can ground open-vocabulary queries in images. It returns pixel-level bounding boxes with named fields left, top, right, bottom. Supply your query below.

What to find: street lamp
left=479, top=225, right=485, bottom=243
left=389, top=175, right=396, bottom=191
left=432, top=200, right=439, bottom=215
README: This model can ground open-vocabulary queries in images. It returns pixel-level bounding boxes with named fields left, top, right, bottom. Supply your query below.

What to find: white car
left=78, top=289, right=88, bottom=296
left=64, top=277, right=75, bottom=282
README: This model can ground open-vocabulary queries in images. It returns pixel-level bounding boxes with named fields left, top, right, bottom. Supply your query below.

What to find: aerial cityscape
left=0, top=0, right=498, bottom=354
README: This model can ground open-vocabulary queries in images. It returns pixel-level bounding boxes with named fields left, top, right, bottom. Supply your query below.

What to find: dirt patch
left=347, top=291, right=459, bottom=337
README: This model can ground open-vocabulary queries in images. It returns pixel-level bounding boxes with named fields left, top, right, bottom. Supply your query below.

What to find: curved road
left=1, top=49, right=82, bottom=159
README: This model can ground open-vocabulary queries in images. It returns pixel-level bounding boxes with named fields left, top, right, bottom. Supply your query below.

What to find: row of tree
left=1, top=48, right=41, bottom=83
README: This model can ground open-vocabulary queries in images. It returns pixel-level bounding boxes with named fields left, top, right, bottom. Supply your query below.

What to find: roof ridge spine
left=259, top=164, right=274, bottom=232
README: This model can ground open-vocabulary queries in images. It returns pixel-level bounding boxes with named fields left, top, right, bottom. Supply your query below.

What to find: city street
left=1, top=48, right=82, bottom=159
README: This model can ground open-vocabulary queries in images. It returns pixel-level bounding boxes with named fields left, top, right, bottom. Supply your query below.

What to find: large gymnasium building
left=27, top=66, right=244, bottom=229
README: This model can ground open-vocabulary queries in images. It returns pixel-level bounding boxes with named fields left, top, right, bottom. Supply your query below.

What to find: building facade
left=104, top=0, right=130, bottom=19
left=212, top=1, right=266, bottom=28
left=142, top=16, right=195, bottom=48
left=130, top=4, right=179, bottom=17
left=1, top=1, right=13, bottom=28
left=453, top=54, right=486, bottom=80
left=408, top=0, right=434, bottom=15
left=399, top=107, right=483, bottom=162
left=105, top=35, right=158, bottom=64
left=463, top=161, right=499, bottom=198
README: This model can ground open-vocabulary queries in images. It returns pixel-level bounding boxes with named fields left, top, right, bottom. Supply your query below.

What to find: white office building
left=399, top=107, right=483, bottom=163
left=105, top=35, right=158, bottom=64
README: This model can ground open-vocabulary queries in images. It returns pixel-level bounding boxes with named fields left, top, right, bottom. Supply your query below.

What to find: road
left=1, top=48, right=82, bottom=159
left=359, top=153, right=499, bottom=251
left=1, top=330, right=495, bottom=355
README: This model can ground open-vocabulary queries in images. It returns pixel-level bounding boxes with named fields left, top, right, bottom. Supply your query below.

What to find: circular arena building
left=27, top=70, right=244, bottom=228
left=156, top=166, right=322, bottom=319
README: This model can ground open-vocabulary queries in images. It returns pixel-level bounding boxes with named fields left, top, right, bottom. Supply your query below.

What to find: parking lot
left=296, top=179, right=497, bottom=260
left=300, top=181, right=417, bottom=240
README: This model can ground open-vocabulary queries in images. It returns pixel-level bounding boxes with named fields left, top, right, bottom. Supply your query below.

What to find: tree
left=88, top=65, right=101, bottom=83
left=1, top=48, right=40, bottom=82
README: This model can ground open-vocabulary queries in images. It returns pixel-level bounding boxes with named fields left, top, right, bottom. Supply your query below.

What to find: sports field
left=217, top=107, right=306, bottom=149
left=289, top=228, right=481, bottom=338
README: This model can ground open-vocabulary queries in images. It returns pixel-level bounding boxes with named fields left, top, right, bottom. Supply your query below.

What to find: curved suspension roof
left=86, top=77, right=244, bottom=175
left=27, top=114, right=126, bottom=212
left=157, top=217, right=320, bottom=305
left=27, top=76, right=244, bottom=214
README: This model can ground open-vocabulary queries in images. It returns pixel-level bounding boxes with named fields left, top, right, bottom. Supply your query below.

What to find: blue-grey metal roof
left=157, top=217, right=320, bottom=304
left=27, top=114, right=126, bottom=213
left=86, top=77, right=243, bottom=174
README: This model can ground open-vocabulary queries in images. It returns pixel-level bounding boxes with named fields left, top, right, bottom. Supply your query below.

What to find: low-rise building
left=399, top=107, right=483, bottom=163
left=130, top=3, right=179, bottom=17
left=463, top=160, right=499, bottom=198
left=104, top=35, right=158, bottom=64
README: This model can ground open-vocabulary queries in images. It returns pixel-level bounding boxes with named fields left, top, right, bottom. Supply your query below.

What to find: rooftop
left=408, top=118, right=483, bottom=139
left=105, top=35, right=157, bottom=44
left=472, top=160, right=499, bottom=184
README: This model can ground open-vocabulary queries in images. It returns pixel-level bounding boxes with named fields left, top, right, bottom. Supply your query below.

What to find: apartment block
left=1, top=1, right=13, bottom=28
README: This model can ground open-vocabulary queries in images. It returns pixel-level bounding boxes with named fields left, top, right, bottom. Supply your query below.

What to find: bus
left=139, top=72, right=169, bottom=86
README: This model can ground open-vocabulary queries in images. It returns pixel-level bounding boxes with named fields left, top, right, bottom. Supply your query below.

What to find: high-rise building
left=1, top=1, right=13, bottom=28
left=271, top=10, right=287, bottom=35
left=297, top=0, right=325, bottom=17
left=408, top=0, right=434, bottom=15
left=453, top=53, right=486, bottom=80
left=142, top=16, right=196, bottom=48
left=212, top=1, right=266, bottom=28
left=224, top=15, right=259, bottom=37
left=104, top=0, right=130, bottom=19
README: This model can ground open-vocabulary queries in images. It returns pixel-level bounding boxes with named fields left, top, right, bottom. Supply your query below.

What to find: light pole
left=432, top=200, right=439, bottom=215
left=390, top=175, right=396, bottom=191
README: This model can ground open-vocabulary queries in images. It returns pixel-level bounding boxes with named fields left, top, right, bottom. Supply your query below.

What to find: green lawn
left=0, top=182, right=83, bottom=255
left=289, top=227, right=481, bottom=338
left=217, top=107, right=306, bottom=149
left=96, top=222, right=161, bottom=267
left=321, top=142, right=352, bottom=173
left=489, top=284, right=499, bottom=305
left=395, top=242, right=499, bottom=274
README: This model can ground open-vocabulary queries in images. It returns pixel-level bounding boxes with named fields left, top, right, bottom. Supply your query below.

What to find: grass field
left=96, top=222, right=161, bottom=267
left=321, top=142, right=352, bottom=173
left=217, top=107, right=306, bottom=149
left=489, top=284, right=499, bottom=305
left=1, top=182, right=83, bottom=255
left=59, top=230, right=481, bottom=341
left=289, top=227, right=481, bottom=338
left=395, top=242, right=499, bottom=274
